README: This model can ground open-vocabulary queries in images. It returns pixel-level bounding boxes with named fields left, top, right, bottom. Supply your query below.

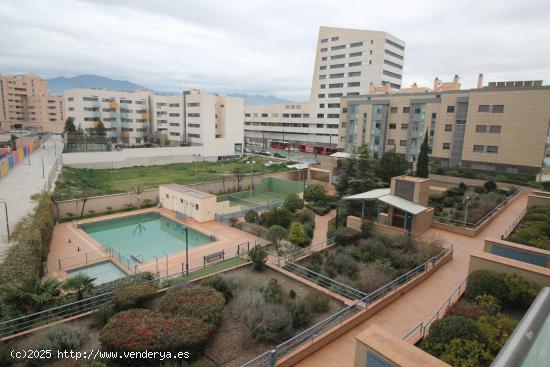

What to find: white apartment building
left=244, top=26, right=405, bottom=147
left=149, top=94, right=185, bottom=144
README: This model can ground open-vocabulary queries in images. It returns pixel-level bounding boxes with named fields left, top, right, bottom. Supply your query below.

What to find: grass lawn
left=507, top=205, right=550, bottom=250
left=54, top=157, right=294, bottom=200
left=161, top=257, right=249, bottom=286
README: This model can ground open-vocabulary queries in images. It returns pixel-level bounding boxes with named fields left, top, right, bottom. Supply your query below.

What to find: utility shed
left=159, top=184, right=216, bottom=222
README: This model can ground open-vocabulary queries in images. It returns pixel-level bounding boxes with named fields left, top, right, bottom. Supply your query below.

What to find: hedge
left=422, top=315, right=486, bottom=355
left=112, top=283, right=157, bottom=311
left=158, top=286, right=225, bottom=325
left=334, top=227, right=362, bottom=246
left=87, top=272, right=156, bottom=297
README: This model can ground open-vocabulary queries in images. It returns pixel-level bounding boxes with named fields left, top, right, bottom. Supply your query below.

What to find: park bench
left=203, top=250, right=225, bottom=266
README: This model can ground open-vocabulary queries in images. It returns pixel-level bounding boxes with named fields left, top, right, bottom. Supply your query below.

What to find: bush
left=266, top=225, right=288, bottom=247
left=263, top=278, right=285, bottom=303
left=244, top=210, right=259, bottom=223
left=303, top=291, right=330, bottom=313
left=440, top=338, right=493, bottom=367
left=201, top=275, right=232, bottom=302
left=28, top=325, right=86, bottom=365
left=476, top=315, right=518, bottom=355
left=484, top=180, right=497, bottom=191
left=289, top=300, right=313, bottom=328
left=90, top=304, right=115, bottom=328
left=159, top=286, right=225, bottom=325
left=295, top=208, right=315, bottom=226
left=112, top=283, right=157, bottom=311
left=334, top=227, right=361, bottom=246
left=465, top=270, right=508, bottom=303
left=284, top=193, right=304, bottom=212
left=446, top=300, right=484, bottom=320
left=304, top=184, right=326, bottom=203
left=100, top=309, right=213, bottom=362
left=265, top=207, right=293, bottom=228
left=474, top=294, right=501, bottom=315
left=306, top=203, right=331, bottom=216
left=88, top=272, right=156, bottom=297
left=250, top=302, right=294, bottom=342
left=248, top=246, right=268, bottom=271
left=504, top=273, right=540, bottom=309
left=422, top=316, right=486, bottom=356
left=288, top=222, right=306, bottom=246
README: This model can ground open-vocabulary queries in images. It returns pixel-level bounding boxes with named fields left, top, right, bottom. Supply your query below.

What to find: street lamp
left=193, top=154, right=201, bottom=176
left=463, top=194, right=476, bottom=227
left=0, top=201, right=9, bottom=242
left=181, top=225, right=189, bottom=274
left=247, top=160, right=255, bottom=199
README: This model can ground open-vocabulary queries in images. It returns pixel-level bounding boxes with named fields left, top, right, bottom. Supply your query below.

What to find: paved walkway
left=0, top=135, right=63, bottom=258
left=311, top=209, right=336, bottom=245
left=297, top=190, right=530, bottom=367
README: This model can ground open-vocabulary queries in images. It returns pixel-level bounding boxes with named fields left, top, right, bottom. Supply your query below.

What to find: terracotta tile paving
left=296, top=190, right=531, bottom=367
left=46, top=208, right=262, bottom=280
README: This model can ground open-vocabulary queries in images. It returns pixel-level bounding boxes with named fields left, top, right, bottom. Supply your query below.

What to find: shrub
left=28, top=325, right=85, bottom=365
left=446, top=300, right=484, bottom=320
left=440, top=338, right=493, bottom=367
left=244, top=210, right=259, bottom=223
left=88, top=272, right=156, bottom=297
left=289, top=289, right=297, bottom=299
left=284, top=193, right=304, bottom=212
left=360, top=220, right=372, bottom=238
left=248, top=246, right=268, bottom=271
left=334, top=227, right=361, bottom=246
left=263, top=278, right=285, bottom=304
left=250, top=302, right=294, bottom=342
left=234, top=221, right=268, bottom=239
left=422, top=316, right=486, bottom=356
left=304, top=184, right=326, bottom=203
left=159, top=286, right=225, bottom=325
left=303, top=291, right=330, bottom=313
left=306, top=203, right=331, bottom=216
left=295, top=208, right=315, bottom=226
left=265, top=207, right=293, bottom=228
left=289, top=301, right=313, bottom=328
left=90, top=304, right=115, bottom=328
left=112, top=283, right=157, bottom=311
left=100, top=309, right=213, bottom=361
left=504, top=273, right=540, bottom=309
left=476, top=315, right=519, bottom=355
left=201, top=275, right=232, bottom=302
left=327, top=218, right=336, bottom=239
left=288, top=222, right=306, bottom=246
left=474, top=294, right=501, bottom=315
left=266, top=225, right=288, bottom=247
left=465, top=270, right=508, bottom=303
left=484, top=180, right=497, bottom=191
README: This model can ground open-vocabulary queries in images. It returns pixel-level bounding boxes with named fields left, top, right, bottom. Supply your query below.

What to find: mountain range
left=45, top=74, right=289, bottom=106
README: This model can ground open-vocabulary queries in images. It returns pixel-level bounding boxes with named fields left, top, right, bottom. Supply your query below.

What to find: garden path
left=296, top=189, right=531, bottom=367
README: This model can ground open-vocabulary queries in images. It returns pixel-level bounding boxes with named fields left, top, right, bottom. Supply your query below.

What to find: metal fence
left=402, top=277, right=467, bottom=343
left=503, top=205, right=528, bottom=239
left=241, top=242, right=454, bottom=366
left=215, top=199, right=284, bottom=223
left=284, top=237, right=335, bottom=262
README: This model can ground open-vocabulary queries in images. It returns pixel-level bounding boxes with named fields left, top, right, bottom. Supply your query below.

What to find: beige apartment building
left=244, top=26, right=405, bottom=147
left=0, top=74, right=64, bottom=132
left=338, top=74, right=550, bottom=174
left=64, top=88, right=244, bottom=157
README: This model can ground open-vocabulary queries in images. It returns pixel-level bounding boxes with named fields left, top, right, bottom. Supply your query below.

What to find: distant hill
left=45, top=74, right=149, bottom=95
left=45, top=74, right=290, bottom=105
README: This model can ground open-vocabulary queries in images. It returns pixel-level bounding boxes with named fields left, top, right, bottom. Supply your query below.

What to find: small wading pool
left=67, top=261, right=127, bottom=285
left=80, top=212, right=213, bottom=262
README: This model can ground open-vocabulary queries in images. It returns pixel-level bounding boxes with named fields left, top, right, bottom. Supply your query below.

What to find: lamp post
left=464, top=194, right=473, bottom=227
left=193, top=154, right=201, bottom=176
left=247, top=160, right=255, bottom=199
left=182, top=225, right=189, bottom=274
left=0, top=201, right=9, bottom=242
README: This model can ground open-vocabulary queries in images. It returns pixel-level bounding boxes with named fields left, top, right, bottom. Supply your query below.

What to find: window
left=328, top=93, right=343, bottom=98
left=387, top=139, right=395, bottom=145
left=401, top=124, right=408, bottom=130
left=317, top=113, right=324, bottom=118
left=385, top=39, right=405, bottom=50
left=348, top=61, right=362, bottom=67
left=245, top=113, right=251, bottom=117
left=349, top=52, right=362, bottom=57
left=322, top=56, right=327, bottom=61
left=188, top=133, right=200, bottom=138
left=330, top=64, right=345, bottom=69
left=319, top=104, right=325, bottom=108
left=489, top=125, right=501, bottom=133
left=316, top=124, right=324, bottom=128
left=327, top=114, right=340, bottom=118
left=187, top=102, right=200, bottom=107
left=492, top=105, right=504, bottom=113
left=383, top=59, right=403, bottom=69
left=350, top=41, right=363, bottom=48
left=67, top=97, right=74, bottom=102
left=447, top=106, right=455, bottom=113
left=390, top=107, right=398, bottom=113
left=320, top=84, right=326, bottom=89
left=321, top=47, right=328, bottom=52
left=261, top=113, right=268, bottom=117
left=331, top=36, right=339, bottom=41
left=319, top=75, right=326, bottom=80
left=478, top=105, right=490, bottom=112
left=487, top=146, right=499, bottom=153
left=330, top=54, right=345, bottom=60
left=329, top=73, right=344, bottom=79
left=348, top=82, right=360, bottom=87
left=400, top=140, right=407, bottom=146
left=321, top=38, right=328, bottom=43
left=389, top=123, right=396, bottom=129
left=384, top=49, right=403, bottom=60
left=187, top=113, right=200, bottom=117
left=403, top=107, right=410, bottom=113
left=327, top=103, right=340, bottom=108
left=347, top=92, right=360, bottom=96
left=169, top=113, right=180, bottom=117
left=442, top=143, right=451, bottom=150
left=445, top=124, right=453, bottom=132
left=188, top=123, right=200, bottom=128
left=348, top=71, right=361, bottom=77
left=320, top=65, right=327, bottom=70
left=476, top=125, right=487, bottom=133
left=473, top=145, right=484, bottom=152
left=331, top=45, right=346, bottom=50
left=83, top=97, right=98, bottom=102
left=383, top=70, right=402, bottom=79
left=169, top=103, right=180, bottom=107
left=318, top=94, right=325, bottom=98
left=432, top=113, right=437, bottom=119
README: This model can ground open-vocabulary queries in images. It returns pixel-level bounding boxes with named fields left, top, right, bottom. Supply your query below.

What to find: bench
left=131, top=254, right=143, bottom=264
left=204, top=250, right=225, bottom=266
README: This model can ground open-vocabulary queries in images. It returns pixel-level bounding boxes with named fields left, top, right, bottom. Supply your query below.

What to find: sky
left=1, top=0, right=549, bottom=101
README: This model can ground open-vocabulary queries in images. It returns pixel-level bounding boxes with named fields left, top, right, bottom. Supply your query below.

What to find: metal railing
left=284, top=237, right=335, bottom=262
left=503, top=205, right=528, bottom=239
left=241, top=243, right=454, bottom=366
left=402, top=277, right=467, bottom=342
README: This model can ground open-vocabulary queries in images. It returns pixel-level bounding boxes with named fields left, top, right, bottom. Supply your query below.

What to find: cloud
left=0, top=0, right=549, bottom=100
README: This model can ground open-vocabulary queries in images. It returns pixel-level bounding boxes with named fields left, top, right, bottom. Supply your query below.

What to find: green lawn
left=161, top=257, right=249, bottom=287
left=54, top=157, right=294, bottom=200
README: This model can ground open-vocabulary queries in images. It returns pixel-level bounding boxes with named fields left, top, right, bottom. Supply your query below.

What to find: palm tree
left=2, top=277, right=61, bottom=314
left=62, top=274, right=96, bottom=301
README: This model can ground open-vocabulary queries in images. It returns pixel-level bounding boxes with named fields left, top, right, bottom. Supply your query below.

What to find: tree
left=284, top=193, right=303, bottom=212
left=265, top=207, right=293, bottom=228
left=248, top=246, right=267, bottom=271
left=232, top=166, right=247, bottom=191
left=92, top=119, right=107, bottom=137
left=304, top=184, right=326, bottom=203
left=375, top=151, right=409, bottom=183
left=63, top=117, right=76, bottom=134
left=415, top=130, right=430, bottom=178
left=62, top=274, right=95, bottom=301
left=76, top=124, right=85, bottom=136
left=288, top=222, right=306, bottom=246
left=245, top=209, right=259, bottom=223
left=1, top=277, right=61, bottom=314
left=266, top=225, right=288, bottom=247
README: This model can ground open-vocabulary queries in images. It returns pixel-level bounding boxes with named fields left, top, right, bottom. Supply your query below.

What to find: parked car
left=273, top=152, right=286, bottom=158
left=257, top=150, right=272, bottom=156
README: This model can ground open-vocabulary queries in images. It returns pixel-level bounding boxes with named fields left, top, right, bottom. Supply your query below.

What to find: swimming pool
left=67, top=261, right=127, bottom=285
left=80, top=212, right=213, bottom=262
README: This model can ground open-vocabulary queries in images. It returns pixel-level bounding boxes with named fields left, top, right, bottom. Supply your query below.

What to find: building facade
left=244, top=26, right=405, bottom=148
left=338, top=75, right=550, bottom=174
left=0, top=74, right=64, bottom=132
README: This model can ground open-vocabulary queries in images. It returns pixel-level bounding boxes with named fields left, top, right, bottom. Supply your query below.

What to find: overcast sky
left=1, top=0, right=549, bottom=101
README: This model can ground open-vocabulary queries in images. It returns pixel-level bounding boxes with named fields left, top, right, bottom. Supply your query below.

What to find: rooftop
left=160, top=184, right=214, bottom=199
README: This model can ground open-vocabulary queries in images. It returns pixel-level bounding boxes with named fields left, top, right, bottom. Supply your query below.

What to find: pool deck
left=46, top=207, right=262, bottom=280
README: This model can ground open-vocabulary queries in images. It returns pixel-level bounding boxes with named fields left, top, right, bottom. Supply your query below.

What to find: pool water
left=80, top=212, right=212, bottom=262
left=67, top=261, right=127, bottom=285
